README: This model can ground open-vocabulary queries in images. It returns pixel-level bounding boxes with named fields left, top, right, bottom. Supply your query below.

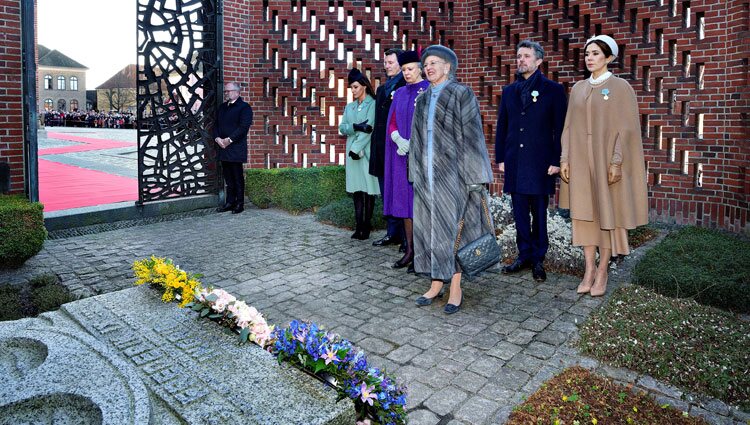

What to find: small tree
left=99, top=65, right=136, bottom=112
left=104, top=85, right=135, bottom=112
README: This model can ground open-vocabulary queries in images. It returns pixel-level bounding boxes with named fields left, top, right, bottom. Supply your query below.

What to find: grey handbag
left=454, top=188, right=501, bottom=279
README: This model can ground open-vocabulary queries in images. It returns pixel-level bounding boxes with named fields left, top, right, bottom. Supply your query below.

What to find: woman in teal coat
left=339, top=69, right=380, bottom=240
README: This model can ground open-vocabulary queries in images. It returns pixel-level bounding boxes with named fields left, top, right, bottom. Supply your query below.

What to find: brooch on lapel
left=601, top=88, right=610, bottom=101
left=415, top=87, right=425, bottom=107
left=531, top=90, right=539, bottom=103
left=390, top=90, right=396, bottom=100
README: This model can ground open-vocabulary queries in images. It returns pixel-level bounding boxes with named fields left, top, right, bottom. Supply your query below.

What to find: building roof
left=38, top=44, right=88, bottom=69
left=96, top=64, right=137, bottom=90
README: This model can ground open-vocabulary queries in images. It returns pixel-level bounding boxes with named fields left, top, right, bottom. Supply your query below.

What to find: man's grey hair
left=225, top=82, right=241, bottom=91
left=517, top=40, right=544, bottom=60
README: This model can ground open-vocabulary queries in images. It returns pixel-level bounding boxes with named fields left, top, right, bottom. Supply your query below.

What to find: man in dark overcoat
left=369, top=48, right=406, bottom=249
left=495, top=40, right=567, bottom=281
left=214, top=81, right=253, bottom=214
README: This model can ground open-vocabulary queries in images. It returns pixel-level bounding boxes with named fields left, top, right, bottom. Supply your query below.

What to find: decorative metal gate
left=136, top=0, right=221, bottom=203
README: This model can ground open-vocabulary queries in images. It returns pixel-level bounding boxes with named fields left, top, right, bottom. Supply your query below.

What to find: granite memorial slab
left=0, top=287, right=355, bottom=425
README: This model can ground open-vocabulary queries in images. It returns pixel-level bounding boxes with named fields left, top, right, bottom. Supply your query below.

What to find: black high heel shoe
left=392, top=252, right=413, bottom=269
left=444, top=294, right=463, bottom=315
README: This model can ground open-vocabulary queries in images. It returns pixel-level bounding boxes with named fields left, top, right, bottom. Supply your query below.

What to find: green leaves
left=313, top=359, right=327, bottom=374
left=239, top=327, right=250, bottom=343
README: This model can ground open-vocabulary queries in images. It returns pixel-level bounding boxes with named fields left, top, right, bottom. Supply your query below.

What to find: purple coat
left=383, top=80, right=430, bottom=218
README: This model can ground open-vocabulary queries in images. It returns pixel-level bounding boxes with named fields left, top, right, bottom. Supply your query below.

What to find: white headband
left=586, top=35, right=619, bottom=59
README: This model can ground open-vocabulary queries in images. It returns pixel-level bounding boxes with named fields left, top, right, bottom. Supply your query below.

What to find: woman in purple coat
left=383, top=50, right=430, bottom=270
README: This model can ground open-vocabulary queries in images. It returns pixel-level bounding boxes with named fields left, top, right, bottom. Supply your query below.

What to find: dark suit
left=495, top=71, right=567, bottom=264
left=214, top=97, right=253, bottom=208
left=370, top=73, right=406, bottom=239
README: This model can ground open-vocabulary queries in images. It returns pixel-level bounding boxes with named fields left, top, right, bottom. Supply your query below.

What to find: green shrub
left=315, top=197, right=386, bottom=231
left=0, top=284, right=24, bottom=321
left=0, top=274, right=73, bottom=322
left=633, top=226, right=750, bottom=313
left=0, top=195, right=47, bottom=269
left=31, top=283, right=74, bottom=313
left=245, top=166, right=347, bottom=213
left=29, top=273, right=59, bottom=288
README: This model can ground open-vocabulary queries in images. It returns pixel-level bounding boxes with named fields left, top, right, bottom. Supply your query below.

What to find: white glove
left=391, top=130, right=410, bottom=156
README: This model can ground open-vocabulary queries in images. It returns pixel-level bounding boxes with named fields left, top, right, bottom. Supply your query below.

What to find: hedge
left=245, top=166, right=346, bottom=213
left=0, top=195, right=47, bottom=269
left=632, top=226, right=750, bottom=313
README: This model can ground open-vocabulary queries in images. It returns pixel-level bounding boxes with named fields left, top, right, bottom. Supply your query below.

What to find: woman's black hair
left=357, top=79, right=375, bottom=97
left=584, top=39, right=614, bottom=58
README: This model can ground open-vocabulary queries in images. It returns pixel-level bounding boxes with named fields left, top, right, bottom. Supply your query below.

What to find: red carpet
left=40, top=132, right=135, bottom=155
left=39, top=159, right=138, bottom=212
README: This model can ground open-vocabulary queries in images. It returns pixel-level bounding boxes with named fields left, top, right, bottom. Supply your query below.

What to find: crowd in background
left=42, top=110, right=136, bottom=129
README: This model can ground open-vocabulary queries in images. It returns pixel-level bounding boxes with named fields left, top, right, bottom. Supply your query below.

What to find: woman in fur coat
left=410, top=45, right=494, bottom=315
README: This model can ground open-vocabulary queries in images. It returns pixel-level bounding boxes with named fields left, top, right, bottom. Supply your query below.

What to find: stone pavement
left=1, top=207, right=744, bottom=424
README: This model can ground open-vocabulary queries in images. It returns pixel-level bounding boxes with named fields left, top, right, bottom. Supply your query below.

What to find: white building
left=38, top=45, right=88, bottom=112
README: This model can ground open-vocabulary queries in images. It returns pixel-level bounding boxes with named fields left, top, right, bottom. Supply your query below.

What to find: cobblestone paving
left=2, top=207, right=744, bottom=424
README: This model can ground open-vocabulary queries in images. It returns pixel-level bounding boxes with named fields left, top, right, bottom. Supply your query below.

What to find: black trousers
left=221, top=161, right=245, bottom=207
left=511, top=193, right=549, bottom=264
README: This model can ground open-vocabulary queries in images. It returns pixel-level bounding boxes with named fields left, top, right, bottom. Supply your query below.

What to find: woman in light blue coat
left=339, top=68, right=380, bottom=240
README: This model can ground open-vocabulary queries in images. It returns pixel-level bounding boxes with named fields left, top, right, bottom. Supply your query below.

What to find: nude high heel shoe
left=589, top=273, right=608, bottom=297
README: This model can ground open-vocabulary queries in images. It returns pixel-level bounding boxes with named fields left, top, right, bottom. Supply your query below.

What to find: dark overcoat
left=409, top=81, right=494, bottom=281
left=213, top=97, right=253, bottom=163
left=495, top=73, right=566, bottom=195
left=369, top=74, right=405, bottom=177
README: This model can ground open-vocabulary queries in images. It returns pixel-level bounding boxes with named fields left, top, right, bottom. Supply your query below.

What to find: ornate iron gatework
left=136, top=0, right=220, bottom=203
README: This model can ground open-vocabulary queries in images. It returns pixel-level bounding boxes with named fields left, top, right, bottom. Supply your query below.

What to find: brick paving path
left=2, top=207, right=745, bottom=424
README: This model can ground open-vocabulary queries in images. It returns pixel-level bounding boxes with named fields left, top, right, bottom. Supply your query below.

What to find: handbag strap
left=454, top=188, right=493, bottom=254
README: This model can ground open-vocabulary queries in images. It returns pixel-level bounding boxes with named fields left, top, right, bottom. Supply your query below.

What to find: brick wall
left=0, top=0, right=24, bottom=194
left=2, top=1, right=745, bottom=230
left=225, top=0, right=749, bottom=233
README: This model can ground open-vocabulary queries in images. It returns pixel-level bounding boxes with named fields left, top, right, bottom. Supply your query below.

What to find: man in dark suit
left=370, top=48, right=406, bottom=249
left=214, top=82, right=253, bottom=214
left=495, top=40, right=567, bottom=282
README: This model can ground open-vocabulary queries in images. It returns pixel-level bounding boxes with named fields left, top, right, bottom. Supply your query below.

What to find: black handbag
left=454, top=188, right=501, bottom=279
